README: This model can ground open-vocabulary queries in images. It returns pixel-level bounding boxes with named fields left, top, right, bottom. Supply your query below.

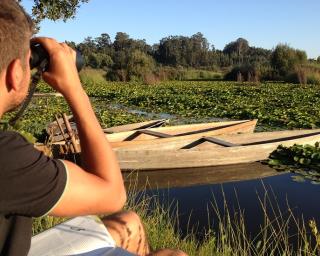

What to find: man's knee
left=102, top=210, right=143, bottom=232
left=148, top=249, right=188, bottom=256
left=101, top=210, right=149, bottom=254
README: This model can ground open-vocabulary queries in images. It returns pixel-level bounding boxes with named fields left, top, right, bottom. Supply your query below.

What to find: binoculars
left=30, top=43, right=85, bottom=72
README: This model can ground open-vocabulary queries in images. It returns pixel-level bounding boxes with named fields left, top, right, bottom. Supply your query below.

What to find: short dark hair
left=0, top=0, right=34, bottom=72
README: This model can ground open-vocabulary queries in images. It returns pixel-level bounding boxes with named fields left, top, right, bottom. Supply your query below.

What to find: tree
left=317, top=56, right=320, bottom=63
left=87, top=53, right=113, bottom=69
left=96, top=33, right=112, bottom=51
left=19, top=0, right=90, bottom=24
left=127, top=50, right=155, bottom=80
left=155, top=33, right=212, bottom=67
left=223, top=38, right=249, bottom=56
left=114, top=32, right=130, bottom=51
left=271, top=44, right=307, bottom=76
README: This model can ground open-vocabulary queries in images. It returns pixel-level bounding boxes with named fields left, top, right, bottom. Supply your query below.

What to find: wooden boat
left=110, top=120, right=257, bottom=148
left=115, top=129, right=320, bottom=171
left=47, top=117, right=168, bottom=142
left=106, top=119, right=257, bottom=143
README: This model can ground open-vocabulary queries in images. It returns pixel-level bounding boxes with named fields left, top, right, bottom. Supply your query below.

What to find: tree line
left=67, top=32, right=320, bottom=84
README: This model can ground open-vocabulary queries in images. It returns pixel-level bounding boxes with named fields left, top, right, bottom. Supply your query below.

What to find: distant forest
left=68, top=32, right=320, bottom=84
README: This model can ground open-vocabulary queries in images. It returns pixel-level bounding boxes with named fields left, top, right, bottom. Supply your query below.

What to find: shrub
left=271, top=44, right=307, bottom=78
left=224, top=64, right=260, bottom=82
left=286, top=67, right=320, bottom=85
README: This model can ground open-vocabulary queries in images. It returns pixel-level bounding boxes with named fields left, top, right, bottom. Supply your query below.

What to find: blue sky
left=21, top=0, right=320, bottom=58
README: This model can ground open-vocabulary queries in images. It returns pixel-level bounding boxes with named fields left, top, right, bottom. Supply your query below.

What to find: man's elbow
left=108, top=186, right=127, bottom=213
left=117, top=187, right=127, bottom=210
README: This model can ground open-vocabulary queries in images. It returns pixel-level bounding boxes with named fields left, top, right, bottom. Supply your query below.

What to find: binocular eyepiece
left=30, top=43, right=85, bottom=72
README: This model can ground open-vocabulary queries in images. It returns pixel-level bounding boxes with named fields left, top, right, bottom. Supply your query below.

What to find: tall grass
left=32, top=179, right=320, bottom=255
left=79, top=68, right=107, bottom=84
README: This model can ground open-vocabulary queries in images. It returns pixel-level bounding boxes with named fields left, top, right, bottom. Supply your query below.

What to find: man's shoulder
left=0, top=130, right=40, bottom=168
left=0, top=130, right=30, bottom=151
left=0, top=130, right=28, bottom=142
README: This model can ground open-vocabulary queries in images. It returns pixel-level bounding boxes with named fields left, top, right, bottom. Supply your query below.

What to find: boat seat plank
left=134, top=120, right=167, bottom=130
left=243, top=131, right=320, bottom=146
left=181, top=137, right=239, bottom=149
left=176, top=120, right=249, bottom=137
left=182, top=130, right=320, bottom=149
left=124, top=129, right=174, bottom=141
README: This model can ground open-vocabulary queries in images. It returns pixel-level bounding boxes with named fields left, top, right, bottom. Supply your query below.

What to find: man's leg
left=147, top=249, right=188, bottom=256
left=101, top=211, right=150, bottom=255
left=101, top=211, right=188, bottom=256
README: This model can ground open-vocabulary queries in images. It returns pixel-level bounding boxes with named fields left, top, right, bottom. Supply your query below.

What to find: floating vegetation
left=267, top=142, right=320, bottom=184
left=35, top=80, right=320, bottom=129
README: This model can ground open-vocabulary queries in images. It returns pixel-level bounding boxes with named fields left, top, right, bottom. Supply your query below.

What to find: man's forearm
left=64, top=89, right=124, bottom=188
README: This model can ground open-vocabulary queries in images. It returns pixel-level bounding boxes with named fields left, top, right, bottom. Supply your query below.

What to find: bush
left=153, top=67, right=222, bottom=81
left=271, top=44, right=307, bottom=78
left=286, top=67, right=320, bottom=85
left=306, top=72, right=320, bottom=85
left=224, top=64, right=260, bottom=82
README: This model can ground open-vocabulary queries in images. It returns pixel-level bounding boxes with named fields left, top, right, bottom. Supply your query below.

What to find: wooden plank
left=62, top=113, right=80, bottom=153
left=181, top=137, right=239, bottom=149
left=123, top=130, right=174, bottom=141
left=103, top=119, right=167, bottom=133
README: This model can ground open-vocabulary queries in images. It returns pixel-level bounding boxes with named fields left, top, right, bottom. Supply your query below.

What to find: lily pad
left=291, top=175, right=306, bottom=183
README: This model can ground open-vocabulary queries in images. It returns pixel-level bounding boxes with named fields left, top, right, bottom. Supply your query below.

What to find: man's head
left=0, top=0, right=34, bottom=114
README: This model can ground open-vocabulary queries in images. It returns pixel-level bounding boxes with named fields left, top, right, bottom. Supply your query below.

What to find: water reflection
left=124, top=162, right=281, bottom=190
left=125, top=163, right=320, bottom=244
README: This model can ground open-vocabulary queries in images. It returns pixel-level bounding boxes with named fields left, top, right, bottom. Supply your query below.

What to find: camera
left=30, top=43, right=85, bottom=72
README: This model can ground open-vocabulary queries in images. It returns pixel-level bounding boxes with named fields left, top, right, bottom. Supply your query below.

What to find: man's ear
left=5, top=59, right=24, bottom=92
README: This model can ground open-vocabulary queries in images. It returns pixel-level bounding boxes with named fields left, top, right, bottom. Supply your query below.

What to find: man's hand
left=31, top=37, right=82, bottom=98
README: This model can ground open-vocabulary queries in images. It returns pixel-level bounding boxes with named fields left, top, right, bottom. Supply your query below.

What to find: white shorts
left=28, top=215, right=135, bottom=256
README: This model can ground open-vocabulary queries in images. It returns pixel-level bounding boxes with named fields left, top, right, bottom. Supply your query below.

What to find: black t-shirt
left=0, top=131, right=67, bottom=256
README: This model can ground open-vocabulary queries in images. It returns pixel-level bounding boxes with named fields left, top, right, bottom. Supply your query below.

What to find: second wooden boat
left=115, top=129, right=320, bottom=171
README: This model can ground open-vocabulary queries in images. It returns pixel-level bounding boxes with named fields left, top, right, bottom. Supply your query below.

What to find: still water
left=125, top=163, right=320, bottom=241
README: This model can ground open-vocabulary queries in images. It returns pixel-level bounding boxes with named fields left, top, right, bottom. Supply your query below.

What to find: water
left=150, top=173, right=320, bottom=238
left=126, top=163, right=320, bottom=242
left=93, top=99, right=236, bottom=125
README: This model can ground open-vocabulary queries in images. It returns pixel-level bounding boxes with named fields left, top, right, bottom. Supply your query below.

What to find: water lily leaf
left=291, top=175, right=306, bottom=183
left=268, top=159, right=281, bottom=166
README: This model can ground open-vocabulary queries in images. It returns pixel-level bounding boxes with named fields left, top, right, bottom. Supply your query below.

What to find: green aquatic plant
left=34, top=80, right=320, bottom=129
left=267, top=143, right=320, bottom=184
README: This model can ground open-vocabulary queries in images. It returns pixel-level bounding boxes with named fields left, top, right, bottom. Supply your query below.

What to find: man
left=0, top=1, right=186, bottom=255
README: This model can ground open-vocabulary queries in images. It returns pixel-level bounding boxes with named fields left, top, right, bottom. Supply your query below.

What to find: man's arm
left=32, top=37, right=126, bottom=216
